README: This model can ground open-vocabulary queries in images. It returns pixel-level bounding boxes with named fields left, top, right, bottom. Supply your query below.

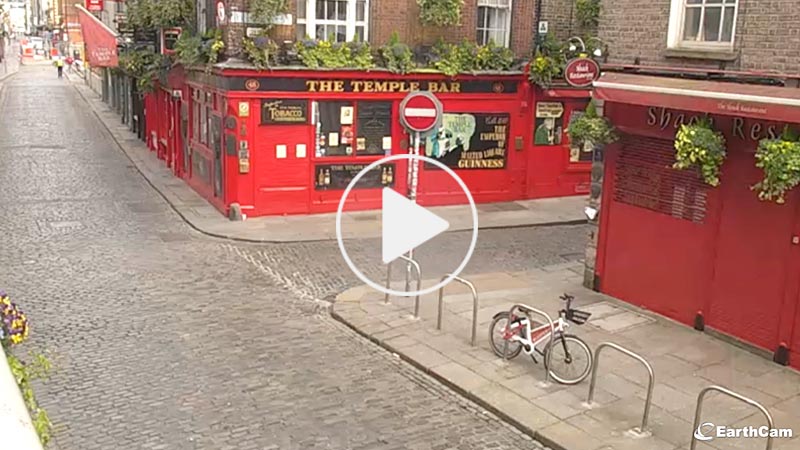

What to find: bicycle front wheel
left=543, top=334, right=593, bottom=385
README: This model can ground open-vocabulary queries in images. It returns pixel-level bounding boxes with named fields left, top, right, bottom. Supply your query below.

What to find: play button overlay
left=336, top=153, right=478, bottom=298
left=382, top=187, right=450, bottom=264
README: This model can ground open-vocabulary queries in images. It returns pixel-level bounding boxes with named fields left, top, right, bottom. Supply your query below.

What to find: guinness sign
left=261, top=99, right=308, bottom=125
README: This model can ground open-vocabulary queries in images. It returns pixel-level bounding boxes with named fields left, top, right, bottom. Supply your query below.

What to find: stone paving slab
left=333, top=264, right=800, bottom=450
left=71, top=80, right=587, bottom=243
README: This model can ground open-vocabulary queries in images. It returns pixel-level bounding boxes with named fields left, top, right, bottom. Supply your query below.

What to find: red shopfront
left=182, top=69, right=592, bottom=217
left=592, top=73, right=800, bottom=369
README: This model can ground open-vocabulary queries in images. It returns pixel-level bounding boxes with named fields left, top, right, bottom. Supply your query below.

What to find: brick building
left=199, top=0, right=557, bottom=59
left=584, top=0, right=800, bottom=368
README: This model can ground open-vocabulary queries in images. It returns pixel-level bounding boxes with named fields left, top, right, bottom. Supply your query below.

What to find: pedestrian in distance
left=55, top=56, right=64, bottom=78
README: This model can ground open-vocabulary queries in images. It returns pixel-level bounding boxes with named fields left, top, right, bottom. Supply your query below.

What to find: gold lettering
left=374, top=81, right=389, bottom=92
left=306, top=81, right=319, bottom=92
left=647, top=107, right=657, bottom=125
left=318, top=81, right=334, bottom=92
left=363, top=81, right=375, bottom=92
left=409, top=82, right=420, bottom=91
left=732, top=117, right=745, bottom=140
left=450, top=82, right=461, bottom=93
left=333, top=81, right=345, bottom=92
left=750, top=123, right=762, bottom=141
left=388, top=81, right=402, bottom=92
left=428, top=82, right=439, bottom=92
left=351, top=81, right=364, bottom=93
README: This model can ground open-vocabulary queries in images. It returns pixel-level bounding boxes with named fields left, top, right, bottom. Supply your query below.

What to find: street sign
left=399, top=91, right=442, bottom=134
left=564, top=57, right=600, bottom=88
left=85, top=0, right=103, bottom=12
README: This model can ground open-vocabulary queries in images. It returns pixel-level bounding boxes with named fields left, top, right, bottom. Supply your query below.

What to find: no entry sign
left=399, top=91, right=443, bottom=134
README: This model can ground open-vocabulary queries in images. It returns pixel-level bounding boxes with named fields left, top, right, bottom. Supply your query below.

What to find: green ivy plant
left=432, top=40, right=514, bottom=76
left=295, top=39, right=374, bottom=69
left=673, top=116, right=727, bottom=186
left=249, top=0, right=290, bottom=29
left=174, top=32, right=204, bottom=66
left=417, top=0, right=464, bottom=27
left=202, top=28, right=225, bottom=65
left=242, top=35, right=279, bottom=69
left=379, top=32, right=415, bottom=74
left=575, top=0, right=601, bottom=29
left=567, top=100, right=618, bottom=149
left=752, top=126, right=800, bottom=204
left=119, top=49, right=168, bottom=93
left=126, top=0, right=195, bottom=30
left=528, top=52, right=562, bottom=88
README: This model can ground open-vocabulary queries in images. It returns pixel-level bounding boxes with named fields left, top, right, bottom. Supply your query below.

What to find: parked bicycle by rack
left=488, top=294, right=593, bottom=385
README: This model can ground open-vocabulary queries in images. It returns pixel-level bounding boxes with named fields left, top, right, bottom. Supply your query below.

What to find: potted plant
left=752, top=126, right=800, bottom=204
left=566, top=100, right=618, bottom=155
left=673, top=116, right=726, bottom=186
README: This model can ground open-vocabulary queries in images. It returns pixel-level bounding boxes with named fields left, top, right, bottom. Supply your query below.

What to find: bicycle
left=488, top=294, right=593, bottom=385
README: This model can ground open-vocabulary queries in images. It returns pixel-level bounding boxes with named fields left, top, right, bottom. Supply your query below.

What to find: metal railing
left=384, top=255, right=422, bottom=318
left=690, top=385, right=775, bottom=450
left=503, top=304, right=555, bottom=385
left=587, top=342, right=654, bottom=435
left=436, top=275, right=479, bottom=346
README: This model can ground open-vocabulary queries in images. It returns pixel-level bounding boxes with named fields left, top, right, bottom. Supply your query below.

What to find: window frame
left=667, top=0, right=739, bottom=51
left=476, top=0, right=512, bottom=48
left=296, top=0, right=369, bottom=42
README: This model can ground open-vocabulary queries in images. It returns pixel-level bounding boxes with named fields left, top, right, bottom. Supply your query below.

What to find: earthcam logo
left=694, top=422, right=793, bottom=441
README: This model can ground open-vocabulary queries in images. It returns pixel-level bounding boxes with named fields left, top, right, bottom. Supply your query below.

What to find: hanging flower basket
left=752, top=127, right=800, bottom=204
left=673, top=117, right=726, bottom=186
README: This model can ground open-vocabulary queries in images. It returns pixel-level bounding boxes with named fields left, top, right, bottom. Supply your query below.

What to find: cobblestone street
left=0, top=66, right=588, bottom=449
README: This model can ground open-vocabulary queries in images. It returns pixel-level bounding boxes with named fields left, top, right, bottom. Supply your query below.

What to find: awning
left=75, top=4, right=118, bottom=67
left=593, top=72, right=800, bottom=123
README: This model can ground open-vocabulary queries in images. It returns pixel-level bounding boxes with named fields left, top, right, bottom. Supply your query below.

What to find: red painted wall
left=597, top=102, right=800, bottom=362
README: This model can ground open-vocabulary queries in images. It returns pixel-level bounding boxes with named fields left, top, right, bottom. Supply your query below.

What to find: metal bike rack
left=503, top=304, right=555, bottom=385
left=690, top=385, right=775, bottom=450
left=436, top=275, right=479, bottom=346
left=587, top=342, right=654, bottom=435
left=384, top=255, right=422, bottom=318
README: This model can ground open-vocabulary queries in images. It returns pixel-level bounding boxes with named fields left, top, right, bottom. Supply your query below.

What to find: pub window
left=668, top=0, right=738, bottom=50
left=534, top=102, right=564, bottom=146
left=567, top=109, right=593, bottom=163
left=200, top=104, right=208, bottom=145
left=356, top=101, right=392, bottom=156
left=314, top=101, right=355, bottom=157
left=295, top=0, right=369, bottom=42
left=477, top=0, right=512, bottom=47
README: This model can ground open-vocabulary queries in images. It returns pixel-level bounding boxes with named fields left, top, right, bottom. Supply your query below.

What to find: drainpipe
left=534, top=0, right=543, bottom=53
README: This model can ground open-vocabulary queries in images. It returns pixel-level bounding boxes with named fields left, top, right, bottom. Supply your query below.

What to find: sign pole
left=405, top=130, right=421, bottom=291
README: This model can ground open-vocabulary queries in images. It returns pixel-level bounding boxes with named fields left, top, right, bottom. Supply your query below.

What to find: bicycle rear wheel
left=544, top=334, right=593, bottom=385
left=488, top=312, right=523, bottom=359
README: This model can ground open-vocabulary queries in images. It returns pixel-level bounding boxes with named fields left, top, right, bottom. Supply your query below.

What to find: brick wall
left=221, top=0, right=551, bottom=59
left=598, top=0, right=800, bottom=74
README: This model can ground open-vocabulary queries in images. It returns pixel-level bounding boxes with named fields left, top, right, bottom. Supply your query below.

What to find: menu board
left=424, top=113, right=509, bottom=169
left=357, top=102, right=392, bottom=155
left=315, top=163, right=396, bottom=190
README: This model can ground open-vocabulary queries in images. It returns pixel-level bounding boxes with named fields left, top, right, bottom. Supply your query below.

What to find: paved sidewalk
left=72, top=81, right=587, bottom=242
left=334, top=264, right=800, bottom=450
left=0, top=43, right=20, bottom=82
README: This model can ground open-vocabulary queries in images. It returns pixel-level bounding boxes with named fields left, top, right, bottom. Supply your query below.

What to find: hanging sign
left=86, top=0, right=103, bottom=11
left=216, top=1, right=226, bottom=24
left=564, top=58, right=600, bottom=88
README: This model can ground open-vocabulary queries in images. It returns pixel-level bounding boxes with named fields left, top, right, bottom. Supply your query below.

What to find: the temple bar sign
left=307, top=80, right=461, bottom=93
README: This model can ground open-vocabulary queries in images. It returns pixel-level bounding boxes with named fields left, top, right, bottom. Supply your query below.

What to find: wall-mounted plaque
left=261, top=99, right=308, bottom=124
left=315, top=163, right=396, bottom=190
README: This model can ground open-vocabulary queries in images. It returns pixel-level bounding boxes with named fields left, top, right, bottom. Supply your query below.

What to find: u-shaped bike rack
left=690, top=385, right=775, bottom=450
left=384, top=255, right=422, bottom=318
left=503, top=304, right=555, bottom=385
left=587, top=342, right=654, bottom=435
left=436, top=275, right=479, bottom=346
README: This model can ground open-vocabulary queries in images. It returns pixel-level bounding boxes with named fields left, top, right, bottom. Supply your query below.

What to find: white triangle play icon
left=382, top=188, right=450, bottom=264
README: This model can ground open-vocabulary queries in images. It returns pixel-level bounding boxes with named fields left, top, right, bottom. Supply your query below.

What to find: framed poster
left=315, top=163, right=396, bottom=190
left=423, top=113, right=509, bottom=169
left=357, top=101, right=392, bottom=155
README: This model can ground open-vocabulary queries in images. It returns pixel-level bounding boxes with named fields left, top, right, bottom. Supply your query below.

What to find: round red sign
left=564, top=58, right=600, bottom=88
left=399, top=91, right=443, bottom=134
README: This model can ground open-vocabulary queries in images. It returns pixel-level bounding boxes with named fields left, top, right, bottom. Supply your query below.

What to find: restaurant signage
left=425, top=113, right=509, bottom=169
left=223, top=77, right=518, bottom=94
left=261, top=99, right=308, bottom=124
left=564, top=58, right=600, bottom=88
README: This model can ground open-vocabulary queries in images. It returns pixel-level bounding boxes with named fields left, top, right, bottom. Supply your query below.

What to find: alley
left=0, top=65, right=588, bottom=449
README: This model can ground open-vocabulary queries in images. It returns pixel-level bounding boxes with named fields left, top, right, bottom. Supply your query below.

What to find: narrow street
left=0, top=65, right=588, bottom=449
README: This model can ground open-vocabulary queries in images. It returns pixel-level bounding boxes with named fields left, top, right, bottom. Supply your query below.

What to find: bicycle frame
left=505, top=314, right=570, bottom=356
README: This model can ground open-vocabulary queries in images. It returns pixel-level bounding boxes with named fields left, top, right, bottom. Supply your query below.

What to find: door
left=706, top=149, right=800, bottom=352
left=254, top=123, right=311, bottom=215
left=600, top=135, right=716, bottom=325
